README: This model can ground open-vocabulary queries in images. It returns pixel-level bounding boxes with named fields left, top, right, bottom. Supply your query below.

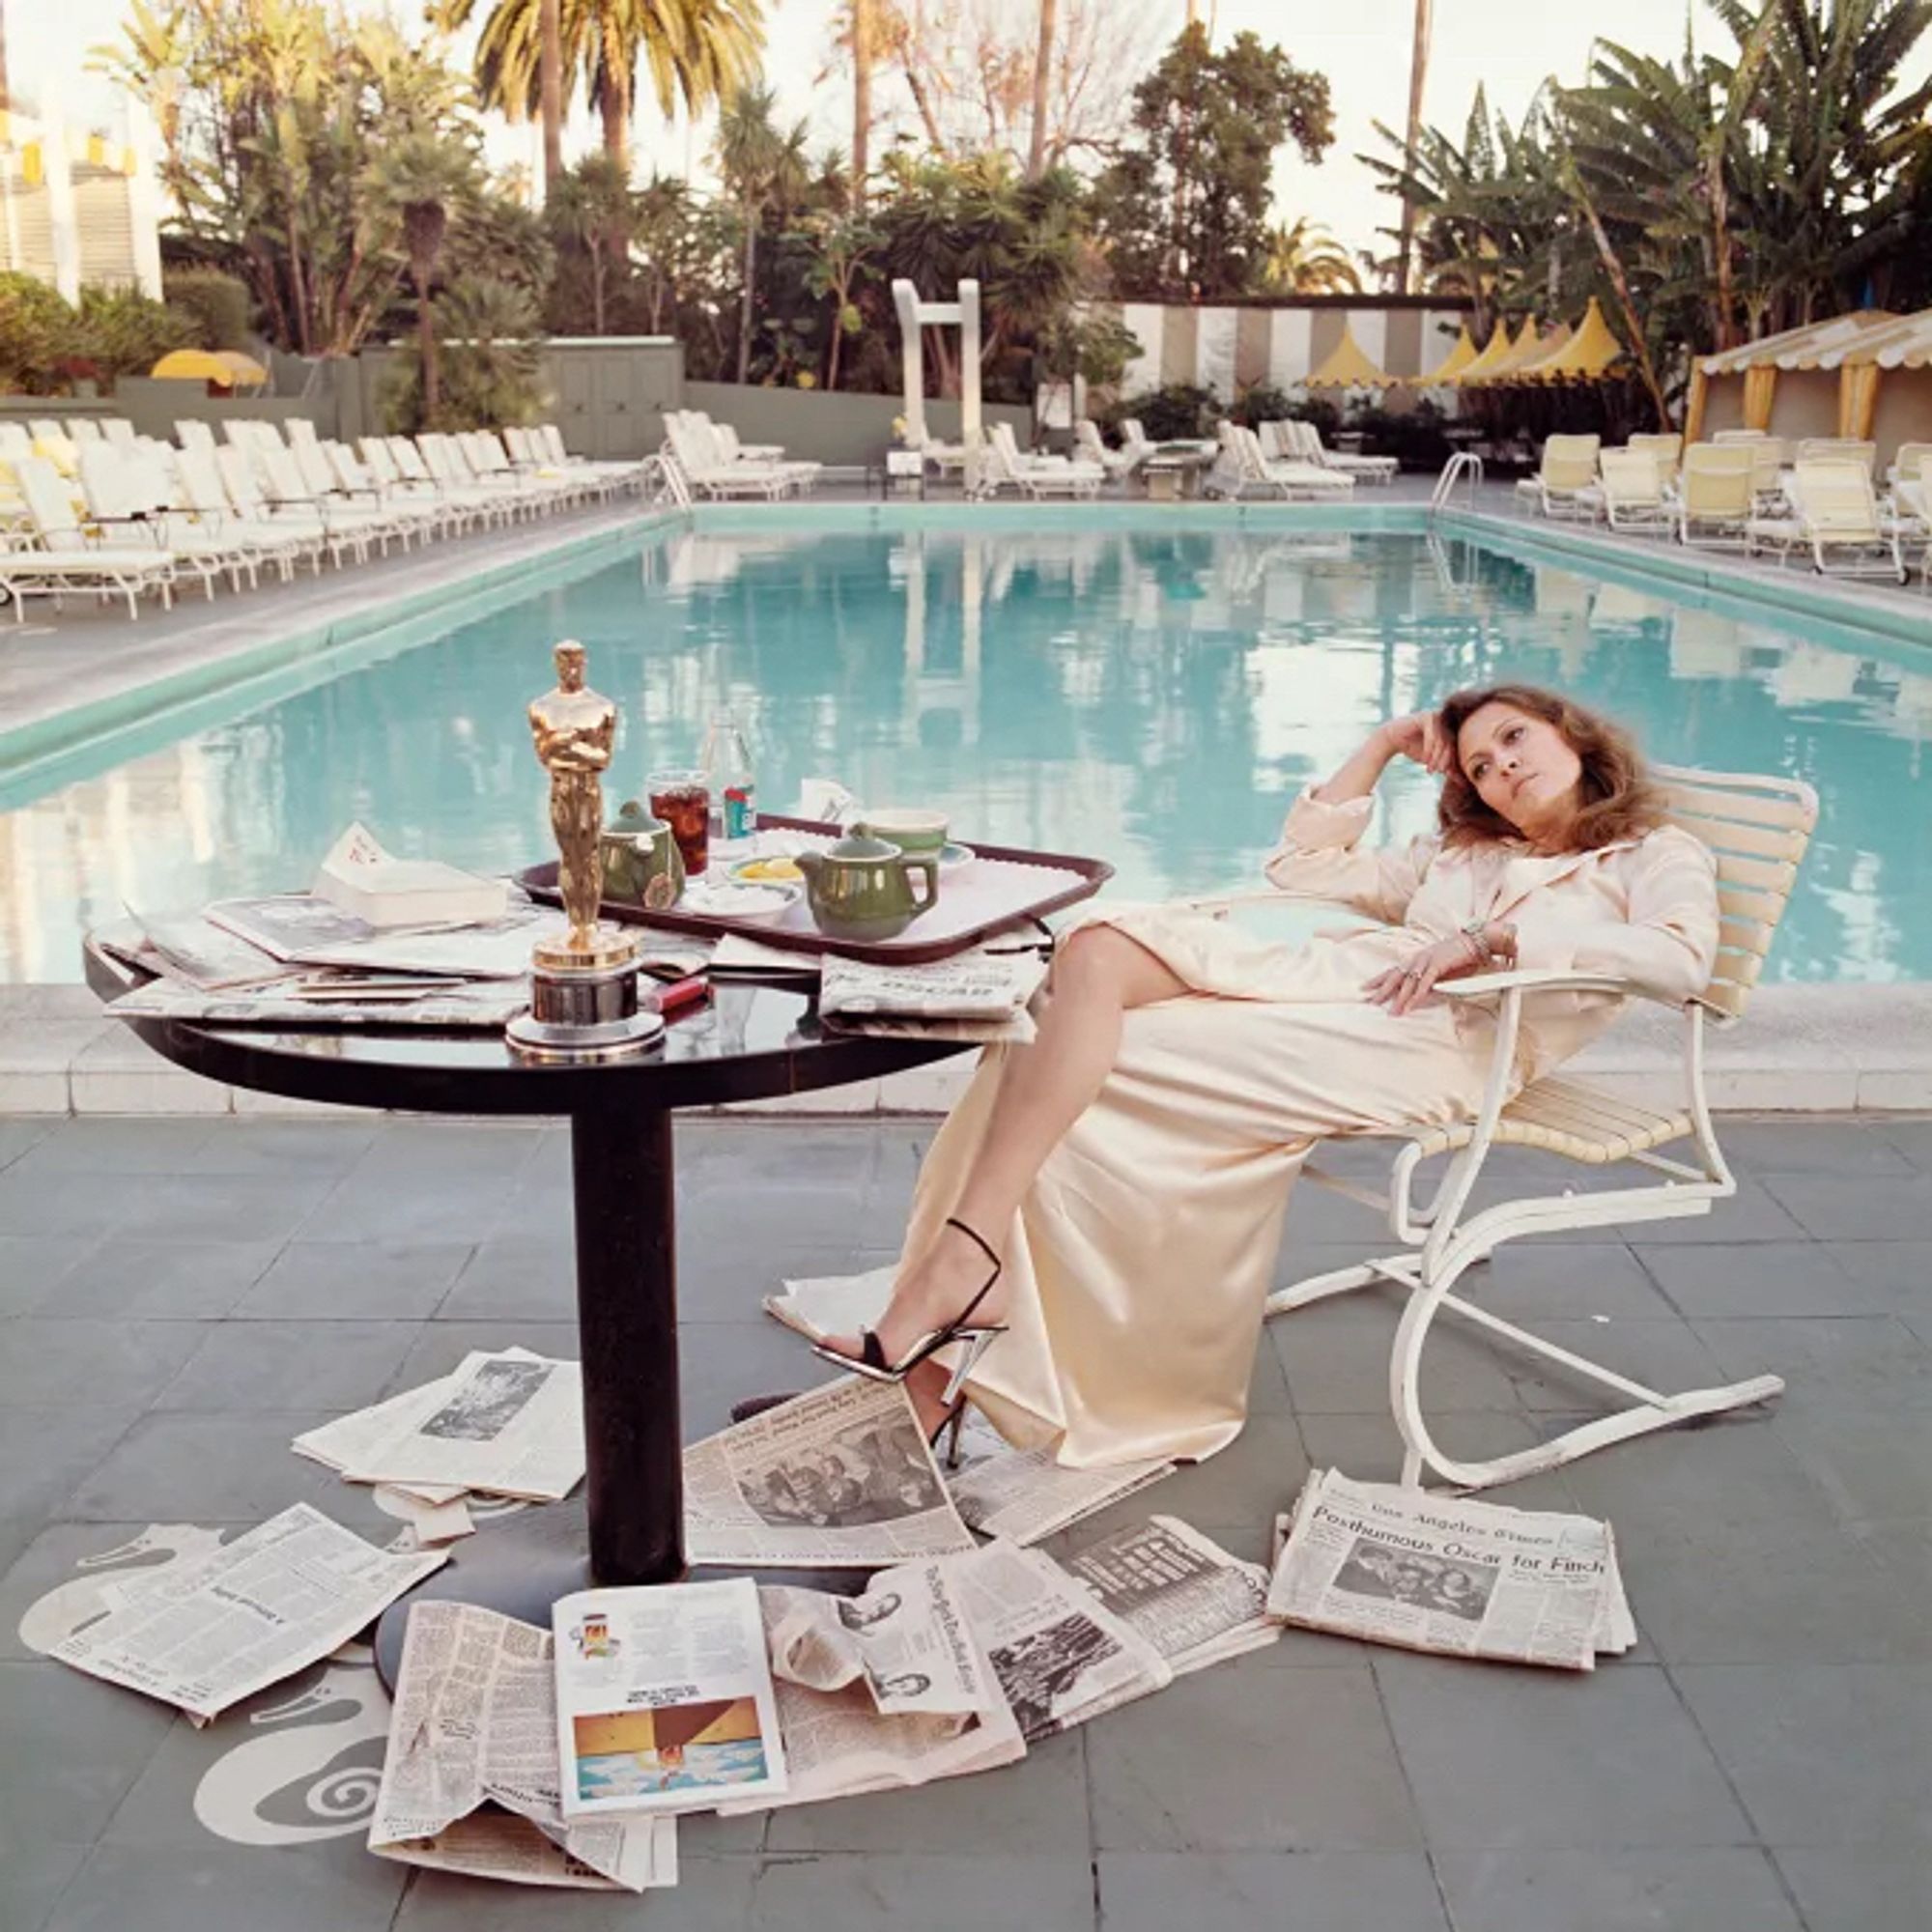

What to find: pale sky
left=21, top=0, right=1932, bottom=261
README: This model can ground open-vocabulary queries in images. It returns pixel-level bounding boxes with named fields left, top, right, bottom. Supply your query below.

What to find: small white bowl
left=679, top=877, right=801, bottom=922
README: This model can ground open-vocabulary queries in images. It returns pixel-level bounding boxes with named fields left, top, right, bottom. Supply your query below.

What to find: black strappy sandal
left=810, top=1216, right=1006, bottom=1389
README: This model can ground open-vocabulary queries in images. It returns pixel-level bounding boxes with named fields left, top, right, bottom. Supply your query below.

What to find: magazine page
left=51, top=1504, right=445, bottom=1722
left=368, top=1602, right=674, bottom=1892
left=683, top=1378, right=977, bottom=1568
left=1063, top=1516, right=1278, bottom=1674
left=343, top=1350, right=583, bottom=1501
left=554, top=1577, right=788, bottom=1819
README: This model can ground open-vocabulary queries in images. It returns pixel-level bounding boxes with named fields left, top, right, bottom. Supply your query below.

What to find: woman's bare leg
left=823, top=926, right=1190, bottom=1419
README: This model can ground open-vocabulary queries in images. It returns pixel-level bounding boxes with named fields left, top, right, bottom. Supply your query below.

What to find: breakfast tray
left=515, top=814, right=1114, bottom=966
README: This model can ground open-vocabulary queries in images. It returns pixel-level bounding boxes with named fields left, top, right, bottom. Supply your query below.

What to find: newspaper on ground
left=945, top=1411, right=1176, bottom=1546
left=368, top=1602, right=676, bottom=1891
left=945, top=1538, right=1170, bottom=1741
left=554, top=1577, right=787, bottom=1819
left=761, top=1263, right=895, bottom=1344
left=1265, top=1469, right=1636, bottom=1672
left=1062, top=1516, right=1279, bottom=1675
left=341, top=1350, right=583, bottom=1502
left=717, top=1560, right=1024, bottom=1815
left=684, top=1378, right=977, bottom=1568
left=373, top=1485, right=474, bottom=1545
left=50, top=1504, right=446, bottom=1722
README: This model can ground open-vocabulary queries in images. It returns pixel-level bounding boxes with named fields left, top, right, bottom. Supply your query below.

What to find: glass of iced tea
left=647, top=769, right=710, bottom=877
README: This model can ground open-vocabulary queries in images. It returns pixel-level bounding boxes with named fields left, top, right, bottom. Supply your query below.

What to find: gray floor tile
left=395, top=1857, right=759, bottom=1930
left=112, top=1172, right=339, bottom=1247
left=8, top=1121, right=218, bottom=1177
left=1710, top=1122, right=1911, bottom=1176
left=0, top=1522, right=235, bottom=1665
left=1502, top=1319, right=1730, bottom=1413
left=1271, top=1297, right=1525, bottom=1415
left=0, top=1834, right=88, bottom=1932
left=432, top=1236, right=579, bottom=1322
left=233, top=1241, right=472, bottom=1321
left=293, top=1165, right=517, bottom=1246
left=765, top=1726, right=1087, bottom=1853
left=0, top=1117, right=53, bottom=1173
left=1884, top=1120, right=1932, bottom=1170
left=0, top=1406, right=141, bottom=1521
left=1831, top=1240, right=1932, bottom=1319
left=0, top=1236, right=96, bottom=1316
left=1089, top=1664, right=1421, bottom=1851
left=43, top=1840, right=405, bottom=1932
left=1117, top=1415, right=1309, bottom=1552
left=155, top=1321, right=423, bottom=1412
left=1772, top=1848, right=1932, bottom=1932
left=1096, top=1851, right=1450, bottom=1931
left=34, top=1239, right=280, bottom=1321
left=1558, top=1408, right=1833, bottom=1530
left=381, top=1321, right=582, bottom=1397
left=1632, top=1240, right=1889, bottom=1319
left=1762, top=1172, right=1932, bottom=1242
left=185, top=1119, right=382, bottom=1176
left=1449, top=1243, right=1682, bottom=1321
left=1375, top=1654, right=1750, bottom=1850
left=1433, top=1849, right=1801, bottom=1932
left=1673, top=1663, right=1932, bottom=1846
left=1293, top=1411, right=1584, bottom=1514
left=1623, top=1179, right=1806, bottom=1244
left=0, top=1321, right=207, bottom=1408
left=349, top=1121, right=545, bottom=1184
left=0, top=1169, right=138, bottom=1240
left=1690, top=1315, right=1932, bottom=1414
left=0, top=1660, right=175, bottom=1843
left=1770, top=1406, right=1932, bottom=1522
left=749, top=1853, right=1096, bottom=1930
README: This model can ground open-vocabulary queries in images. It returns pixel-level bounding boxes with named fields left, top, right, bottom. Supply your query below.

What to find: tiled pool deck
left=2, top=1111, right=1930, bottom=1931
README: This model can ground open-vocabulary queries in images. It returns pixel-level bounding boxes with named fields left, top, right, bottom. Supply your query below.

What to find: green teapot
left=600, top=799, right=686, bottom=911
left=795, top=835, right=939, bottom=941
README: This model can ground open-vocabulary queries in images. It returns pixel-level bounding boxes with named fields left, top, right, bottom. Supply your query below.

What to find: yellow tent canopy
left=1305, top=322, right=1390, bottom=390
left=1519, top=298, right=1626, bottom=384
left=213, top=351, right=270, bottom=388
left=150, top=349, right=237, bottom=383
left=1462, top=317, right=1557, bottom=386
left=1409, top=325, right=1478, bottom=386
left=1450, top=321, right=1520, bottom=384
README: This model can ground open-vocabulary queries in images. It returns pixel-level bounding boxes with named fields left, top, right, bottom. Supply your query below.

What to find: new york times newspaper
left=1266, top=1471, right=1635, bottom=1672
left=1063, top=1516, right=1279, bottom=1674
left=368, top=1603, right=674, bottom=1891
left=683, top=1378, right=977, bottom=1567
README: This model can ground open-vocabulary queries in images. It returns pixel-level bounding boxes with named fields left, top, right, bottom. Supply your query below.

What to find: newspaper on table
left=50, top=1504, right=445, bottom=1722
left=708, top=932, right=819, bottom=980
left=945, top=1538, right=1170, bottom=1741
left=114, top=909, right=297, bottom=991
left=717, top=1557, right=1024, bottom=1814
left=1063, top=1516, right=1279, bottom=1675
left=945, top=1411, right=1176, bottom=1546
left=554, top=1577, right=787, bottom=1818
left=341, top=1349, right=584, bottom=1502
left=205, top=895, right=558, bottom=979
left=1265, top=1470, right=1636, bottom=1672
left=684, top=1377, right=977, bottom=1569
left=369, top=1602, right=676, bottom=1891
left=818, top=946, right=1047, bottom=1043
left=106, top=974, right=530, bottom=1032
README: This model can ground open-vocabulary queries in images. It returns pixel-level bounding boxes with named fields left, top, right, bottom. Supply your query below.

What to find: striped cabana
left=1304, top=321, right=1392, bottom=392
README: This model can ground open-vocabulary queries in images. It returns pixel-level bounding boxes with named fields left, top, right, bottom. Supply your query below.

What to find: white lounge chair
left=1273, top=418, right=1399, bottom=483
left=535, top=423, right=651, bottom=496
left=1073, top=419, right=1141, bottom=481
left=1597, top=447, right=1674, bottom=533
left=74, top=440, right=259, bottom=595
left=1677, top=444, right=1757, bottom=550
left=167, top=443, right=310, bottom=580
left=662, top=416, right=794, bottom=499
left=214, top=444, right=363, bottom=568
left=0, top=455, right=179, bottom=619
left=1204, top=424, right=1351, bottom=500
left=970, top=425, right=1104, bottom=500
left=1513, top=434, right=1602, bottom=519
left=1794, top=438, right=1876, bottom=474
left=1749, top=460, right=1910, bottom=581
left=1627, top=432, right=1683, bottom=483
left=1195, top=763, right=1818, bottom=1492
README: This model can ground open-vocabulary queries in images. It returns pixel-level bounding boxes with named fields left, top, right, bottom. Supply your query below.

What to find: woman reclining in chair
left=810, top=684, right=1719, bottom=1469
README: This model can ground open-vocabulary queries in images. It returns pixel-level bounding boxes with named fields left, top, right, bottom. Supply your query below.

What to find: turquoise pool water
left=4, top=522, right=1930, bottom=983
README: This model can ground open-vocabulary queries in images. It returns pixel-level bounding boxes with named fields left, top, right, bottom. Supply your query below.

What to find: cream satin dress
left=905, top=787, right=1721, bottom=1470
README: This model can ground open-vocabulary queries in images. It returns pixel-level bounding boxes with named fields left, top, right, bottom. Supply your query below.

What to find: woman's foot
left=819, top=1218, right=1009, bottom=1381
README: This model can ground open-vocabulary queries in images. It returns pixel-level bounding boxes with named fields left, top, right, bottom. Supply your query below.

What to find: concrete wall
left=0, top=398, right=114, bottom=429
left=111, top=380, right=330, bottom=443
left=685, top=383, right=1032, bottom=466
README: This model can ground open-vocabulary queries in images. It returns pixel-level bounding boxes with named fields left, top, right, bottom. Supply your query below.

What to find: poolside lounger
left=322, top=442, right=450, bottom=542
left=214, top=445, right=365, bottom=569
left=1191, top=763, right=1819, bottom=1492
left=1513, top=434, right=1602, bottom=519
left=1751, top=460, right=1910, bottom=581
left=73, top=441, right=259, bottom=596
left=99, top=418, right=139, bottom=449
left=533, top=424, right=652, bottom=495
left=248, top=436, right=403, bottom=554
left=1074, top=419, right=1141, bottom=481
left=1273, top=418, right=1399, bottom=483
left=699, top=416, right=790, bottom=468
left=1884, top=440, right=1932, bottom=513
left=386, top=437, right=514, bottom=527
left=418, top=434, right=549, bottom=520
left=1597, top=447, right=1674, bottom=532
left=1626, top=432, right=1683, bottom=481
left=285, top=433, right=434, bottom=551
left=166, top=445, right=311, bottom=580
left=67, top=419, right=105, bottom=443
left=971, top=426, right=1104, bottom=500
left=355, top=438, right=475, bottom=533
left=680, top=414, right=818, bottom=492
left=1794, top=438, right=1876, bottom=474
left=1204, top=425, right=1350, bottom=501
left=1, top=456, right=179, bottom=620
left=1677, top=444, right=1757, bottom=549
left=662, top=417, right=793, bottom=499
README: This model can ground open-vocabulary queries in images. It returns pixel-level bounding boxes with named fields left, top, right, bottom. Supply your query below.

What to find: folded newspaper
left=945, top=1411, right=1177, bottom=1546
left=1266, top=1470, right=1636, bottom=1672
left=684, top=1377, right=977, bottom=1568
left=370, top=1602, right=677, bottom=1890
left=50, top=1504, right=446, bottom=1722
left=818, top=947, right=1047, bottom=1043
left=107, top=975, right=530, bottom=1032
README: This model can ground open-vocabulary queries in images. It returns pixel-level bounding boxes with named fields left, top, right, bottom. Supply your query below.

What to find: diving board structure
left=894, top=277, right=982, bottom=495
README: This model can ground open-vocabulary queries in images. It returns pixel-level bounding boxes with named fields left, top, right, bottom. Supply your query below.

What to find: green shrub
left=1228, top=382, right=1296, bottom=429
left=163, top=270, right=253, bottom=351
left=0, top=273, right=76, bottom=394
left=381, top=276, right=545, bottom=433
left=75, top=285, right=197, bottom=390
left=1108, top=382, right=1221, bottom=440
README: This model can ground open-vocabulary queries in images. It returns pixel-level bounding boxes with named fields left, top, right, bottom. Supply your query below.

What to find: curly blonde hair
left=1435, top=684, right=1664, bottom=852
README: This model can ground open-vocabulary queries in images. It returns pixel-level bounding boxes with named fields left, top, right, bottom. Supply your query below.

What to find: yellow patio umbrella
left=1463, top=317, right=1563, bottom=387
left=1519, top=298, right=1626, bottom=384
left=1409, top=325, right=1478, bottom=386
left=213, top=350, right=270, bottom=388
left=150, top=349, right=237, bottom=383
left=1449, top=321, right=1520, bottom=384
left=1305, top=321, right=1391, bottom=391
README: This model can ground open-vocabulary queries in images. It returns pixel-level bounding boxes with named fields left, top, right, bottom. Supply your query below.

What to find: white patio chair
left=536, top=423, right=650, bottom=495
left=970, top=425, right=1104, bottom=499
left=662, top=415, right=792, bottom=498
left=1073, top=419, right=1139, bottom=480
left=1597, top=447, right=1674, bottom=533
left=1751, top=460, right=1911, bottom=581
left=249, top=435, right=403, bottom=554
left=214, top=444, right=363, bottom=568
left=1204, top=424, right=1351, bottom=500
left=167, top=444, right=309, bottom=580
left=1198, top=764, right=1818, bottom=1492
left=1513, top=434, right=1602, bottom=519
left=1678, top=444, right=1757, bottom=550
left=1280, top=418, right=1400, bottom=483
left=74, top=440, right=258, bottom=595
left=0, top=455, right=179, bottom=620
left=1627, top=432, right=1683, bottom=483
left=1794, top=438, right=1876, bottom=474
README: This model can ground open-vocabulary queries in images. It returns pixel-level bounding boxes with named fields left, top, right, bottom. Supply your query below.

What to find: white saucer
left=680, top=877, right=802, bottom=921
left=937, top=842, right=977, bottom=871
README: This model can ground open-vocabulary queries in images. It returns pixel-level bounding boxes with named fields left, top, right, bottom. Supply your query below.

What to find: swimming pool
left=3, top=516, right=1929, bottom=983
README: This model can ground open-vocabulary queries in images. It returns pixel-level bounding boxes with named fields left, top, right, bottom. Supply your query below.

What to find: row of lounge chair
left=1516, top=431, right=1930, bottom=584
left=0, top=415, right=654, bottom=621
left=658, top=412, right=822, bottom=499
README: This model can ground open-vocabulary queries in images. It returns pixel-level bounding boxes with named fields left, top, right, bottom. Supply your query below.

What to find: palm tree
left=370, top=130, right=481, bottom=418
left=548, top=153, right=636, bottom=331
left=1262, top=217, right=1363, bottom=295
left=850, top=0, right=872, bottom=209
left=715, top=82, right=810, bottom=383
left=1027, top=0, right=1057, bottom=179
left=539, top=0, right=563, bottom=187
left=1396, top=0, right=1432, bottom=293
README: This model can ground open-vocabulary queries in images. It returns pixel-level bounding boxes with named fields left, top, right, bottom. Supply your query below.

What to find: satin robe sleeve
left=1261, top=785, right=1439, bottom=925
left=1515, top=826, right=1720, bottom=1003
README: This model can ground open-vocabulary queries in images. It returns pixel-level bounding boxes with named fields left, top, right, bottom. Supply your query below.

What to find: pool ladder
left=1431, top=451, right=1484, bottom=514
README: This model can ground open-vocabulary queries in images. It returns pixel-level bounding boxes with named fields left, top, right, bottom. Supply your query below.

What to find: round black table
left=83, top=942, right=968, bottom=1678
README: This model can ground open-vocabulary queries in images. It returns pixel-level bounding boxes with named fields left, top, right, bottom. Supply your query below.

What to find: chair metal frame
left=1195, top=764, right=1819, bottom=1492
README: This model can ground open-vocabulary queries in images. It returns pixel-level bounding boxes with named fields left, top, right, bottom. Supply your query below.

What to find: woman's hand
left=1379, top=710, right=1457, bottom=777
left=1362, top=932, right=1487, bottom=1015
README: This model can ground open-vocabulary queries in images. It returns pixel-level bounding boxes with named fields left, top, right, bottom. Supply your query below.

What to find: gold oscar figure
left=507, top=640, right=658, bottom=1060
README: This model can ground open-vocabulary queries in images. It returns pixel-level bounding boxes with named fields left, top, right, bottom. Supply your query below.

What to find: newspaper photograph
left=684, top=1378, right=977, bottom=1568
left=554, top=1577, right=787, bottom=1819
left=945, top=1416, right=1176, bottom=1546
left=945, top=1540, right=1170, bottom=1742
left=1266, top=1470, right=1635, bottom=1672
left=343, top=1350, right=583, bottom=1501
left=717, top=1567, right=1024, bottom=1815
left=368, top=1601, right=675, bottom=1892
left=1063, top=1516, right=1279, bottom=1674
left=50, top=1504, right=446, bottom=1722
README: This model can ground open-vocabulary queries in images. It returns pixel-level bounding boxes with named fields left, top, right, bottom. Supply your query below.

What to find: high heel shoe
left=810, top=1216, right=1007, bottom=1385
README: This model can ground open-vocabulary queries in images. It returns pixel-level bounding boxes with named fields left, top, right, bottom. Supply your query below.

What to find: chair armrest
left=1435, top=966, right=1683, bottom=1008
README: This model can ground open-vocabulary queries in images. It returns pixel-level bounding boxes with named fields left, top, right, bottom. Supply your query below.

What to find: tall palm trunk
left=736, top=207, right=757, bottom=383
left=1027, top=0, right=1057, bottom=178
left=415, top=266, right=440, bottom=416
left=851, top=0, right=872, bottom=209
left=538, top=0, right=562, bottom=189
left=1395, top=0, right=1432, bottom=295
